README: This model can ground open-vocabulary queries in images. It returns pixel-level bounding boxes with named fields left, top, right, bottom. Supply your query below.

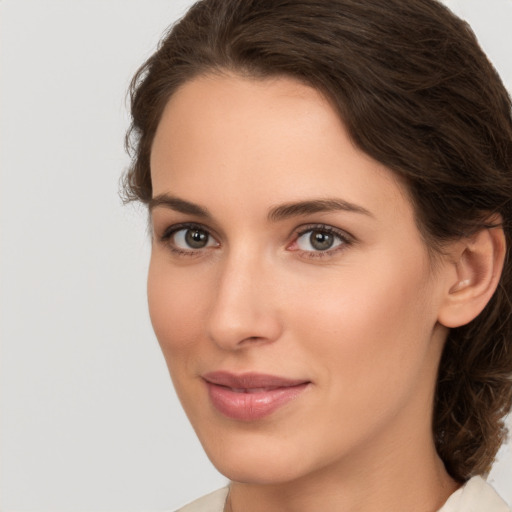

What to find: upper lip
left=202, top=371, right=309, bottom=389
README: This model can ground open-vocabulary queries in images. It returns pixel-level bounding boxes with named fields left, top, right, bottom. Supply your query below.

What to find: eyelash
left=159, top=222, right=217, bottom=257
left=291, top=224, right=353, bottom=259
left=158, top=222, right=354, bottom=259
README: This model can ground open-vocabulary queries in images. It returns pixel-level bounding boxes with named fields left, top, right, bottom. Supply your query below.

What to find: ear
left=437, top=219, right=506, bottom=329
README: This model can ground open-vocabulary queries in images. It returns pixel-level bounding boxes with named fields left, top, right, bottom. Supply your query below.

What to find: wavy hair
left=123, top=0, right=512, bottom=482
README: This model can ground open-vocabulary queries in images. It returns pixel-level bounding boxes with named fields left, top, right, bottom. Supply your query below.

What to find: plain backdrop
left=1, top=0, right=511, bottom=510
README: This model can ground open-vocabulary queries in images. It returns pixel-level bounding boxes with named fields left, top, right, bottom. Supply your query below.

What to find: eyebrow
left=149, top=194, right=211, bottom=217
left=267, top=198, right=373, bottom=222
left=149, top=194, right=372, bottom=221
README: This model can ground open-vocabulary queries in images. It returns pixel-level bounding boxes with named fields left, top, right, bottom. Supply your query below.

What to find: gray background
left=1, top=0, right=511, bottom=510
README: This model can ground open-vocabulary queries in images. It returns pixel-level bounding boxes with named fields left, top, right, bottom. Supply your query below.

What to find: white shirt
left=438, top=477, right=510, bottom=512
left=175, top=477, right=511, bottom=512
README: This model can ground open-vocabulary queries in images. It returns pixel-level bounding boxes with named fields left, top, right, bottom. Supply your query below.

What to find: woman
left=124, top=0, right=512, bottom=510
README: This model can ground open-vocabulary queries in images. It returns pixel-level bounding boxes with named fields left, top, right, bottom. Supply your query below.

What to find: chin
left=212, top=455, right=306, bottom=485
left=197, top=429, right=317, bottom=485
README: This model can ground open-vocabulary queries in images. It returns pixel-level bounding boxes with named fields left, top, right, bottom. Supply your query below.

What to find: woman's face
left=148, top=74, right=451, bottom=484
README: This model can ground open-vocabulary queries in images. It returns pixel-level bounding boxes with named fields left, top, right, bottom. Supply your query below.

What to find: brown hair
left=124, top=0, right=512, bottom=482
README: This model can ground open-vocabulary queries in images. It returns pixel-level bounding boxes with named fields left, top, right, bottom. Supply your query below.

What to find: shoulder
left=438, top=476, right=511, bottom=512
left=174, top=487, right=229, bottom=512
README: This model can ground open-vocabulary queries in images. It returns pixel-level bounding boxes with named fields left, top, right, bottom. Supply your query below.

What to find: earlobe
left=438, top=221, right=506, bottom=329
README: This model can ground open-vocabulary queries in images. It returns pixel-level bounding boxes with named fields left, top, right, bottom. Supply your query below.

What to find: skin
left=148, top=73, right=462, bottom=512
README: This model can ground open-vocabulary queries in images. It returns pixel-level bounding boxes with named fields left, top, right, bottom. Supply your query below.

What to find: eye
left=289, top=225, right=352, bottom=256
left=174, top=227, right=214, bottom=249
left=160, top=223, right=219, bottom=253
left=297, top=230, right=341, bottom=251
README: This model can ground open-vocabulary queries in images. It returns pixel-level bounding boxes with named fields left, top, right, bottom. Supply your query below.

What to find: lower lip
left=205, top=382, right=309, bottom=421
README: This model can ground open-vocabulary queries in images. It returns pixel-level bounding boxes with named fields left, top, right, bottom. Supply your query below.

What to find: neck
left=228, top=444, right=458, bottom=512
left=227, top=401, right=459, bottom=512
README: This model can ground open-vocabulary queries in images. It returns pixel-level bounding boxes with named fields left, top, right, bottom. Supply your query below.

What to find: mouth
left=202, top=371, right=311, bottom=421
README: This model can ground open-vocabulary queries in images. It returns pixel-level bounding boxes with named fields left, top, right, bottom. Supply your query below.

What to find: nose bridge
left=206, top=244, right=281, bottom=349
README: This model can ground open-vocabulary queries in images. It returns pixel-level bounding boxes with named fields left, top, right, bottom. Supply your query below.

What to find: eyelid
left=288, top=223, right=355, bottom=257
left=159, top=222, right=216, bottom=239
left=158, top=222, right=220, bottom=254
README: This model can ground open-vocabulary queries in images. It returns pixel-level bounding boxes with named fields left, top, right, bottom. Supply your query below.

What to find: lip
left=202, top=371, right=310, bottom=421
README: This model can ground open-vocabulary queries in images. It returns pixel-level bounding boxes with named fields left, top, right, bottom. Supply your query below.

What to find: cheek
left=147, top=255, right=209, bottom=361
left=286, top=251, right=436, bottom=407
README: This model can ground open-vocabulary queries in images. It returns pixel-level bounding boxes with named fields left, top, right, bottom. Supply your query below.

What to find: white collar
left=438, top=476, right=510, bottom=512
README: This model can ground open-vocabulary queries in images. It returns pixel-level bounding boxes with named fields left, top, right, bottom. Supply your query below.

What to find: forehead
left=150, top=73, right=411, bottom=223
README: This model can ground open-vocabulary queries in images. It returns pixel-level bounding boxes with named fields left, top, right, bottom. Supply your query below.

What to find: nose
left=206, top=249, right=283, bottom=350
